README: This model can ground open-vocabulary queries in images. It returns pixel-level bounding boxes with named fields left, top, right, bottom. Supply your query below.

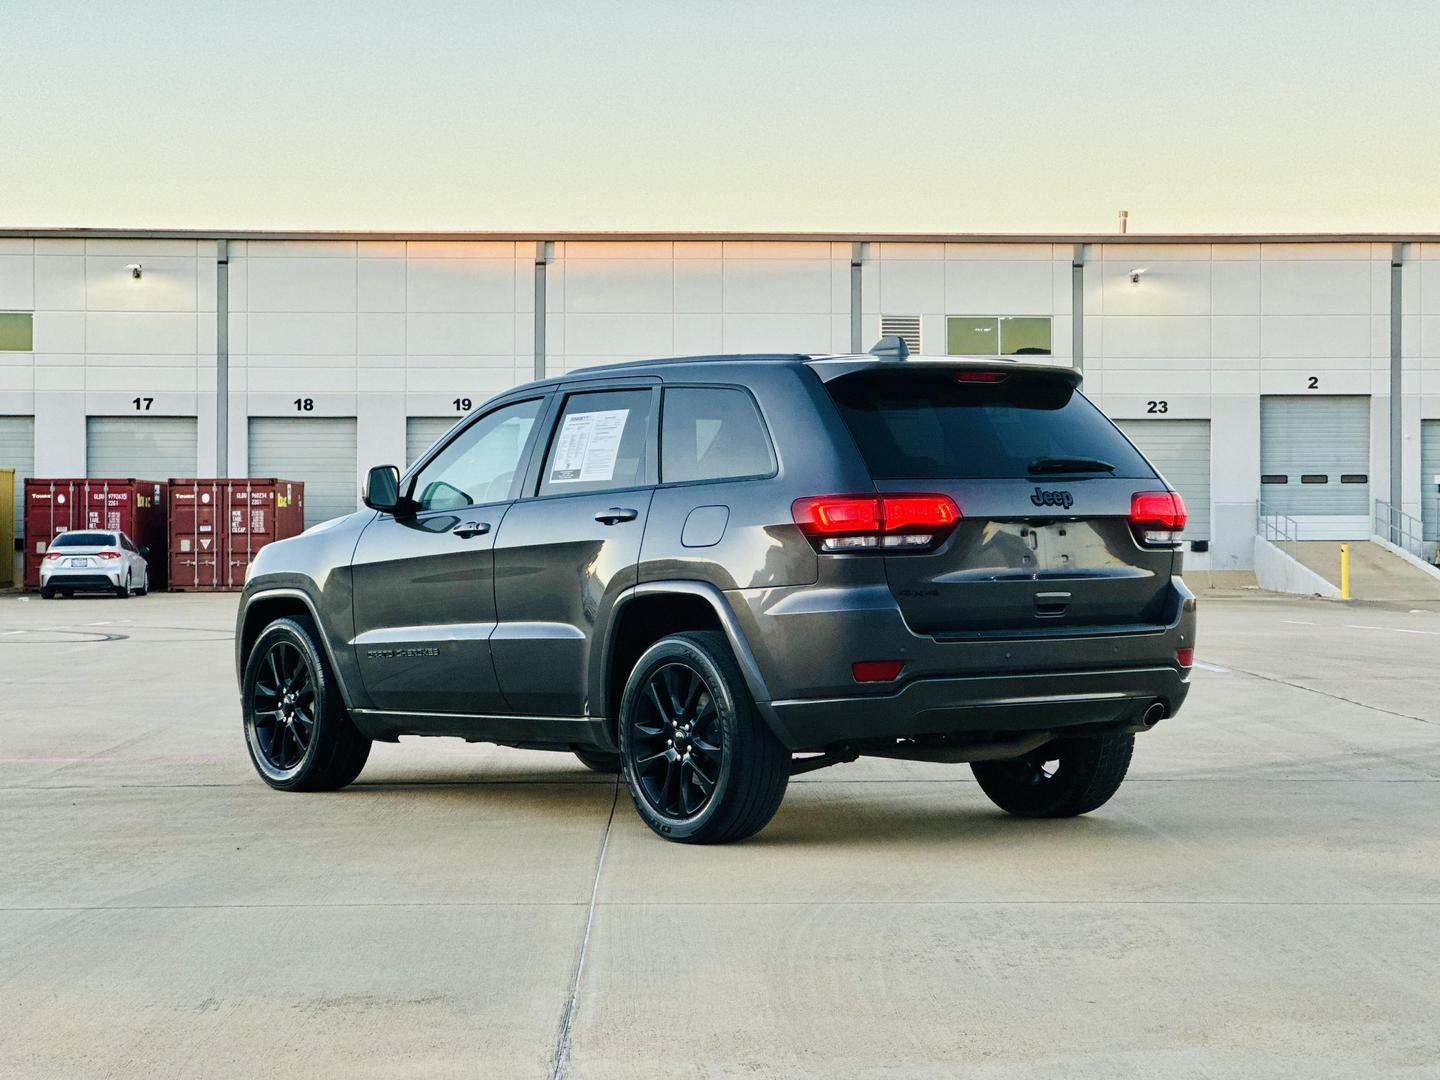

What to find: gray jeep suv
left=235, top=340, right=1196, bottom=844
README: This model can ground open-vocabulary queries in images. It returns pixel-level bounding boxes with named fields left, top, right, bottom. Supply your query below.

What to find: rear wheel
left=970, top=731, right=1134, bottom=818
left=115, top=573, right=132, bottom=599
left=618, top=631, right=789, bottom=844
left=242, top=616, right=371, bottom=791
left=39, top=586, right=55, bottom=599
left=571, top=746, right=620, bottom=773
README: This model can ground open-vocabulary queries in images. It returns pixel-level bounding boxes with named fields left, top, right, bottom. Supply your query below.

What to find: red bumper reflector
left=852, top=660, right=904, bottom=683
left=1176, top=648, right=1194, bottom=668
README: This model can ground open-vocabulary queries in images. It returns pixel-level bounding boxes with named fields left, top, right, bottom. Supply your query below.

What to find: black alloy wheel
left=250, top=639, right=315, bottom=773
left=241, top=616, right=371, bottom=791
left=618, top=631, right=790, bottom=844
left=970, top=731, right=1134, bottom=818
left=629, top=661, right=724, bottom=819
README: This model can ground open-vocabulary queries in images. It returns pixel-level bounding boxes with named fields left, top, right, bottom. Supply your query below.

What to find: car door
left=120, top=532, right=145, bottom=588
left=491, top=382, right=658, bottom=717
left=350, top=395, right=548, bottom=715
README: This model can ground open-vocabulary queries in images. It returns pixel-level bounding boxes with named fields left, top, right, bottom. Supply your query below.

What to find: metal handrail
left=1256, top=501, right=1300, bottom=547
left=1373, top=500, right=1434, bottom=562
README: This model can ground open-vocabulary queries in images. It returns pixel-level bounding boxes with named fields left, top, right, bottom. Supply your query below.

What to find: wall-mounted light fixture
left=1129, top=267, right=1148, bottom=285
left=125, top=263, right=143, bottom=279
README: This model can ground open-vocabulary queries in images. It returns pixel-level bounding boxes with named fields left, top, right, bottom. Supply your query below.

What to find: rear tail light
left=98, top=551, right=122, bottom=560
left=792, top=493, right=961, bottom=554
left=1175, top=647, right=1194, bottom=668
left=43, top=550, right=65, bottom=560
left=956, top=370, right=1005, bottom=383
left=1129, top=491, right=1187, bottom=545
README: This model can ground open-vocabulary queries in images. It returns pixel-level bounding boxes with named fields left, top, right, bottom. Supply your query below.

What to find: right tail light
left=1129, top=491, right=1187, bottom=545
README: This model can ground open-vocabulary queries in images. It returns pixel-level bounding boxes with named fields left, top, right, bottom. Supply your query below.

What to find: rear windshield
left=828, top=369, right=1156, bottom=480
left=51, top=531, right=116, bottom=547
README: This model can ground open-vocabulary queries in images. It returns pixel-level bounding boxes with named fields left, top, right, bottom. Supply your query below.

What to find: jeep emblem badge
left=1030, top=487, right=1074, bottom=510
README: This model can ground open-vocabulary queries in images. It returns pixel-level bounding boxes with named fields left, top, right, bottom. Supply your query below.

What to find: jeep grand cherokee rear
left=728, top=357, right=1195, bottom=818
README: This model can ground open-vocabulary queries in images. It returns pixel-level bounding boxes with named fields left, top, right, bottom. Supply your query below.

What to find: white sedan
left=40, top=530, right=152, bottom=598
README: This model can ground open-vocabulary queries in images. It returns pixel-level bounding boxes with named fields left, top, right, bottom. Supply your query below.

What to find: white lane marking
left=1282, top=619, right=1318, bottom=626
left=1347, top=624, right=1440, bottom=637
left=1193, top=660, right=1229, bottom=673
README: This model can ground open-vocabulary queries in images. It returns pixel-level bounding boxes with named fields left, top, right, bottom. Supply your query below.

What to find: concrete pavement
left=1, top=590, right=1437, bottom=1078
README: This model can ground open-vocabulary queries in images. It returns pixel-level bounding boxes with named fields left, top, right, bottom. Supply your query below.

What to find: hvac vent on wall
left=879, top=315, right=921, bottom=357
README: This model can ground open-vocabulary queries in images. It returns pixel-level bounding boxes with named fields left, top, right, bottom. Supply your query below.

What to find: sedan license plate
left=68, top=557, right=90, bottom=567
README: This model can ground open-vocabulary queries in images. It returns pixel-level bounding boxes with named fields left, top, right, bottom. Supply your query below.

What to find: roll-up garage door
left=248, top=417, right=358, bottom=528
left=1423, top=420, right=1440, bottom=542
left=86, top=416, right=197, bottom=480
left=1115, top=419, right=1211, bottom=541
left=0, top=415, right=34, bottom=537
left=406, top=417, right=457, bottom=467
left=1259, top=396, right=1369, bottom=538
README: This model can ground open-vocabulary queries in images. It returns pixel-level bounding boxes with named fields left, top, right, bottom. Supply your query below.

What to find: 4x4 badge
left=1030, top=487, right=1074, bottom=510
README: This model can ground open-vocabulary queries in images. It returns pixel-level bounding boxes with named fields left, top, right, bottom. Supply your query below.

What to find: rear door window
left=828, top=369, right=1155, bottom=480
left=538, top=389, right=654, bottom=496
left=661, top=387, right=775, bottom=484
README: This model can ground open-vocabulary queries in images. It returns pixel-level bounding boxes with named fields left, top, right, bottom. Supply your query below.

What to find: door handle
left=594, top=507, right=639, bottom=525
left=452, top=521, right=490, bottom=539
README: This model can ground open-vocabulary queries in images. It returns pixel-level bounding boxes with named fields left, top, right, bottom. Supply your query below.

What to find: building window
left=0, top=313, right=32, bottom=351
left=946, top=315, right=1051, bottom=357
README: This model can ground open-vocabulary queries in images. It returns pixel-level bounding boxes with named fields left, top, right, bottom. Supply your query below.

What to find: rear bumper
left=765, top=664, right=1190, bottom=750
left=40, top=569, right=122, bottom=590
left=728, top=574, right=1197, bottom=751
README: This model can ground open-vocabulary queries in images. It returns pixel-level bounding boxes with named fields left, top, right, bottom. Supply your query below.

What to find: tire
left=39, top=586, right=55, bottom=599
left=136, top=570, right=148, bottom=597
left=242, top=615, right=371, bottom=792
left=970, top=731, right=1134, bottom=818
left=115, top=573, right=131, bottom=599
left=571, top=745, right=621, bottom=773
left=618, top=630, right=789, bottom=844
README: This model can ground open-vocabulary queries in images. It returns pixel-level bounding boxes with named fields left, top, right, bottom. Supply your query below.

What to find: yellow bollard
left=1340, top=543, right=1350, bottom=600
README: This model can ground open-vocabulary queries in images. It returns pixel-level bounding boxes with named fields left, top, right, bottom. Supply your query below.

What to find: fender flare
left=596, top=579, right=776, bottom=728
left=236, top=586, right=358, bottom=710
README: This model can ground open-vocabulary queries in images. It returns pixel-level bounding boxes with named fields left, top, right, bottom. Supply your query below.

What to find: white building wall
left=547, top=240, right=851, bottom=373
left=1, top=231, right=1434, bottom=571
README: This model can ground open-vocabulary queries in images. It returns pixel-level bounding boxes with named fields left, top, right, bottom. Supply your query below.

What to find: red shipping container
left=167, top=478, right=305, bottom=591
left=24, top=478, right=169, bottom=591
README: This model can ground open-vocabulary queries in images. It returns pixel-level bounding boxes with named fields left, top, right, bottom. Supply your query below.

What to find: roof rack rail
left=868, top=335, right=909, bottom=360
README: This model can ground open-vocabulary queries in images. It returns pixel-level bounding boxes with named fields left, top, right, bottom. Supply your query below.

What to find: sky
left=3, top=0, right=1439, bottom=233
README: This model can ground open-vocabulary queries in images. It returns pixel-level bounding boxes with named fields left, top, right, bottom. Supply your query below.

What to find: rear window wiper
left=1027, top=456, right=1115, bottom=474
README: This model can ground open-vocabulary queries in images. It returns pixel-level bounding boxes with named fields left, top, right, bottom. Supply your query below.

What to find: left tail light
left=1129, top=491, right=1187, bottom=546
left=792, top=493, right=961, bottom=553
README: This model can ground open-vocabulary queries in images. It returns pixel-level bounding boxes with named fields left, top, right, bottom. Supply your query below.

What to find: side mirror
left=362, top=465, right=405, bottom=513
left=139, top=546, right=150, bottom=558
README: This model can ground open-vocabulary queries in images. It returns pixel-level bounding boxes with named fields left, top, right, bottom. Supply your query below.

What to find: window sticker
left=549, top=409, right=630, bottom=483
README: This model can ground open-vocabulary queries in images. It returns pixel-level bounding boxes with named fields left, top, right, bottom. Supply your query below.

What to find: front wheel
left=242, top=616, right=371, bottom=791
left=618, top=631, right=789, bottom=844
left=970, top=731, right=1134, bottom=818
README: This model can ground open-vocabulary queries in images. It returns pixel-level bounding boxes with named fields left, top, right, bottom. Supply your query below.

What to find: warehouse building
left=1, top=230, right=1438, bottom=573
